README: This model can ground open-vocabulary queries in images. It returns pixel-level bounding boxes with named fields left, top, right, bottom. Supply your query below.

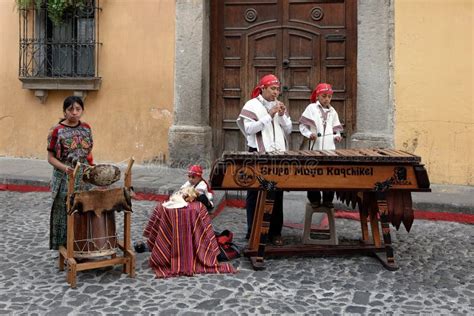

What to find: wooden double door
left=210, top=0, right=357, bottom=157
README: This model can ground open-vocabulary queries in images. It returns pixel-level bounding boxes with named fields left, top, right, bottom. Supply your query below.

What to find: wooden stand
left=58, top=158, right=136, bottom=288
left=244, top=190, right=399, bottom=271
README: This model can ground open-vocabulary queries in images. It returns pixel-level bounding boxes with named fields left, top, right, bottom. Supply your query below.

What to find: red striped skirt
left=143, top=201, right=236, bottom=278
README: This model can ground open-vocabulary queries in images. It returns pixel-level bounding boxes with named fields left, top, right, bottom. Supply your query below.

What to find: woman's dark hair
left=63, top=96, right=84, bottom=112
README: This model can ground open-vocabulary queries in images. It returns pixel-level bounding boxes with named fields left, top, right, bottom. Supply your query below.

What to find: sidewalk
left=0, top=157, right=473, bottom=215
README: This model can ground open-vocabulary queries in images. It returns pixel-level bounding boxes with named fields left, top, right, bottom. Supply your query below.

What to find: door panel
left=211, top=0, right=356, bottom=157
left=248, top=30, right=282, bottom=98
left=288, top=0, right=347, bottom=28
left=282, top=28, right=320, bottom=150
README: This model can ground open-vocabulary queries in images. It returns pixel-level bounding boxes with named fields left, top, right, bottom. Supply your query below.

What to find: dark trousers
left=307, top=190, right=335, bottom=204
left=246, top=189, right=284, bottom=239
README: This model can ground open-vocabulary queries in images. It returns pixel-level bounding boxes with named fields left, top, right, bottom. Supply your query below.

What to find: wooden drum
left=73, top=210, right=117, bottom=258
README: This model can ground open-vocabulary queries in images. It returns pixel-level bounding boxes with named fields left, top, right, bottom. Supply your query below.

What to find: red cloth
left=143, top=201, right=236, bottom=278
left=310, top=83, right=334, bottom=103
left=251, top=74, right=280, bottom=98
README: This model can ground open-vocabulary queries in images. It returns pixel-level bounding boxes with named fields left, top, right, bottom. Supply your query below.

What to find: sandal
left=272, top=235, right=283, bottom=246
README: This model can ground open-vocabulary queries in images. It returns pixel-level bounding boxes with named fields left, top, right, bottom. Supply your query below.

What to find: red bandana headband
left=310, top=83, right=334, bottom=103
left=187, top=164, right=214, bottom=193
left=251, top=74, right=280, bottom=98
left=188, top=165, right=203, bottom=177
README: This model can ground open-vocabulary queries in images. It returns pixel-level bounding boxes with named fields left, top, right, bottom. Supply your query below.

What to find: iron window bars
left=19, top=0, right=101, bottom=79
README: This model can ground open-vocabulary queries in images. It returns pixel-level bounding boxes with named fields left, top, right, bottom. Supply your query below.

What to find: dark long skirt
left=50, top=191, right=67, bottom=250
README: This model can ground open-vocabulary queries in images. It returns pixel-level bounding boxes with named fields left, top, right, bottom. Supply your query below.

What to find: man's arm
left=279, top=114, right=293, bottom=135
left=243, top=114, right=273, bottom=135
left=299, top=123, right=313, bottom=139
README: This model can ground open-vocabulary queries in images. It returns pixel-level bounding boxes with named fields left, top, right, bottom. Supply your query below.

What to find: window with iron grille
left=19, top=0, right=101, bottom=97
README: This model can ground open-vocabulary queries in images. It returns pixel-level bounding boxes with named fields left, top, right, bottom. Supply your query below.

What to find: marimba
left=209, top=149, right=430, bottom=270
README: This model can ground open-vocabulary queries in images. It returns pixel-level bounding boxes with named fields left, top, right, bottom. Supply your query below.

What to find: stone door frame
left=168, top=0, right=394, bottom=167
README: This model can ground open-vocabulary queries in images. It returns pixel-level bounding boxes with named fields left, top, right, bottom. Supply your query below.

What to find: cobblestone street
left=0, top=191, right=473, bottom=315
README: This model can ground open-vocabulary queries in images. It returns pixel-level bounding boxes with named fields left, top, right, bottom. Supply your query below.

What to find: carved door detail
left=210, top=0, right=356, bottom=157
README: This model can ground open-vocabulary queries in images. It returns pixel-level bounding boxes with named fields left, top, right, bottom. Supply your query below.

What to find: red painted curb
left=133, top=192, right=169, bottom=202
left=332, top=209, right=474, bottom=225
left=412, top=210, right=474, bottom=224
left=2, top=187, right=473, bottom=224
left=210, top=199, right=246, bottom=220
left=0, top=184, right=50, bottom=192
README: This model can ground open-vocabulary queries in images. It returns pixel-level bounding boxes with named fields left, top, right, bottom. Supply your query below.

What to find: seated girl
left=180, top=165, right=214, bottom=212
left=142, top=186, right=235, bottom=278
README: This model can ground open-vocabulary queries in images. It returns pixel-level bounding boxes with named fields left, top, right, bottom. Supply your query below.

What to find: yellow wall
left=0, top=0, right=175, bottom=163
left=394, top=0, right=473, bottom=185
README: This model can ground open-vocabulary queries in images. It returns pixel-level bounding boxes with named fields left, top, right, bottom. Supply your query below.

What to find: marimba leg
left=373, top=193, right=399, bottom=271
left=248, top=191, right=265, bottom=249
left=369, top=207, right=382, bottom=247
left=358, top=192, right=370, bottom=243
left=359, top=210, right=370, bottom=242
left=247, top=191, right=275, bottom=270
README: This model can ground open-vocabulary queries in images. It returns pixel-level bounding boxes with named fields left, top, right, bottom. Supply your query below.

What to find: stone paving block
left=0, top=191, right=473, bottom=315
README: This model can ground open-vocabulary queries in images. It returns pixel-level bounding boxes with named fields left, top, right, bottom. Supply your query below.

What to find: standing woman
left=47, top=96, right=94, bottom=250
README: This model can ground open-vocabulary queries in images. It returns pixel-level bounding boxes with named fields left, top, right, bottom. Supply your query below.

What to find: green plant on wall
left=16, top=0, right=87, bottom=25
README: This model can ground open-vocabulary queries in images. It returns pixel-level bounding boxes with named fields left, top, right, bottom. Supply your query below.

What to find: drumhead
left=83, top=164, right=121, bottom=186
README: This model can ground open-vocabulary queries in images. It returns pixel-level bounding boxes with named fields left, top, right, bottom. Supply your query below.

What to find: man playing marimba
left=236, top=74, right=292, bottom=246
left=299, top=83, right=344, bottom=207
